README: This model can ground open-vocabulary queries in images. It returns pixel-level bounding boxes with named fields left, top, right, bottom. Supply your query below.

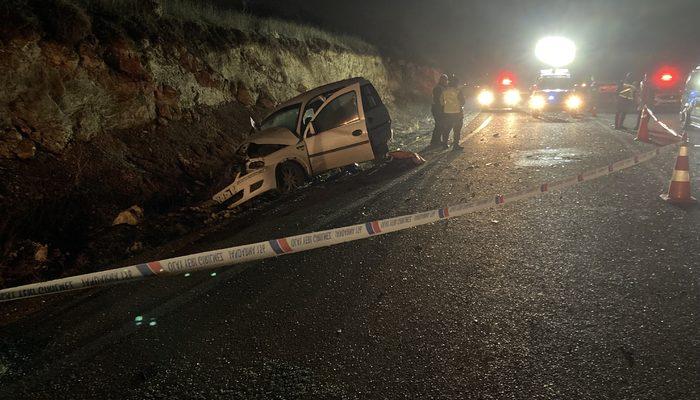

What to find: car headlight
left=503, top=89, right=521, bottom=106
left=529, top=95, right=546, bottom=110
left=566, top=95, right=583, bottom=110
left=477, top=90, right=495, bottom=106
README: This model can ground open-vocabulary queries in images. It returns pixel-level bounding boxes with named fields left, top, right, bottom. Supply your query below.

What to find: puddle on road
left=514, top=148, right=588, bottom=167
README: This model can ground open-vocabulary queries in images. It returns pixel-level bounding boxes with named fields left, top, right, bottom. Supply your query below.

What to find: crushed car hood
left=247, top=127, right=299, bottom=145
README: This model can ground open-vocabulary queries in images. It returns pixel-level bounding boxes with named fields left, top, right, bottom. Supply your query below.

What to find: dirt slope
left=0, top=0, right=438, bottom=287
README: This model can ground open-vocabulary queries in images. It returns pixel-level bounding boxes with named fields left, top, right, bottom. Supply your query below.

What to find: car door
left=303, top=82, right=374, bottom=174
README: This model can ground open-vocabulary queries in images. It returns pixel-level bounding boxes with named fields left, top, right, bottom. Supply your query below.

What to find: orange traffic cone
left=635, top=107, right=651, bottom=143
left=660, top=141, right=696, bottom=205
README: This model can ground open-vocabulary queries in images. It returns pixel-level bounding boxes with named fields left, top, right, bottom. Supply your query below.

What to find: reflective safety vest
left=441, top=87, right=464, bottom=114
left=619, top=83, right=635, bottom=100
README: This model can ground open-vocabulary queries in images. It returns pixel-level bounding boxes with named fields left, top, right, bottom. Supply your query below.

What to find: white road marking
left=460, top=115, right=493, bottom=144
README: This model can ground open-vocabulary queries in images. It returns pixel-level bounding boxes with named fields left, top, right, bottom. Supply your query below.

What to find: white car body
left=213, top=77, right=391, bottom=208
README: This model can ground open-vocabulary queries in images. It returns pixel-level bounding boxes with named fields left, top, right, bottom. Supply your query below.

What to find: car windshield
left=538, top=77, right=573, bottom=90
left=260, top=103, right=301, bottom=134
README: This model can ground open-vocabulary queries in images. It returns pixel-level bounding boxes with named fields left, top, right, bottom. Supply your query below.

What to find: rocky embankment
left=0, top=0, right=438, bottom=287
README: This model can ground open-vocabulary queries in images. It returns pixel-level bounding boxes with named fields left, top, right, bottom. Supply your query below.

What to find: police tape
left=646, top=107, right=682, bottom=138
left=0, top=146, right=669, bottom=303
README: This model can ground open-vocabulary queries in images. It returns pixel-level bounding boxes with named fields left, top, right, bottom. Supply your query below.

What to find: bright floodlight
left=535, top=36, right=576, bottom=67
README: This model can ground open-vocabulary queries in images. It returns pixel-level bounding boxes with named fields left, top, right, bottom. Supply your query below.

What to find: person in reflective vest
left=440, top=75, right=465, bottom=151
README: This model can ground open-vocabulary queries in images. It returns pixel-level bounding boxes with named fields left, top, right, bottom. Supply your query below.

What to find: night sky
left=224, top=0, right=700, bottom=82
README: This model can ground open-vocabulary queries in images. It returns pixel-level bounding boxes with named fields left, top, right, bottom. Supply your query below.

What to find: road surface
left=1, top=111, right=698, bottom=399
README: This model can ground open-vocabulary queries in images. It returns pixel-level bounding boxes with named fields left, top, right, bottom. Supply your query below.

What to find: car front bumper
left=212, top=167, right=277, bottom=209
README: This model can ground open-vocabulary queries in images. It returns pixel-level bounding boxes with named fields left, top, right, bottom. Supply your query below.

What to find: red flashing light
left=652, top=66, right=680, bottom=88
left=496, top=71, right=517, bottom=88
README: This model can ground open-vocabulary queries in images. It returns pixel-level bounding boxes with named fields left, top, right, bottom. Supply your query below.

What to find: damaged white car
left=213, top=77, right=392, bottom=208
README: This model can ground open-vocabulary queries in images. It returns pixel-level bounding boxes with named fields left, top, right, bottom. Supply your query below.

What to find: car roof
left=269, top=77, right=369, bottom=114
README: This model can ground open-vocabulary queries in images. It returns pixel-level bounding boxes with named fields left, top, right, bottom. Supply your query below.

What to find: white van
left=213, top=77, right=392, bottom=208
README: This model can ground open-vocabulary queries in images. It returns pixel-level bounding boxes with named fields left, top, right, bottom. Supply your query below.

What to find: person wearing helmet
left=431, top=74, right=449, bottom=146
left=440, top=75, right=465, bottom=150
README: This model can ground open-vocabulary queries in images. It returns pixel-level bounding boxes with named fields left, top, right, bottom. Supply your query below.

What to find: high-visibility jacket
left=618, top=83, right=635, bottom=101
left=441, top=87, right=464, bottom=114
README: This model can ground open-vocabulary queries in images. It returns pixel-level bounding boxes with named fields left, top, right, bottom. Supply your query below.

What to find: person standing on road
left=431, top=74, right=449, bottom=146
left=614, top=72, right=636, bottom=130
left=634, top=74, right=654, bottom=130
left=440, top=75, right=465, bottom=151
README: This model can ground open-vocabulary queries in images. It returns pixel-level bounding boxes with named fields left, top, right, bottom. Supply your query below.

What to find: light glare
left=504, top=89, right=521, bottom=106
left=535, top=36, right=576, bottom=68
left=566, top=95, right=582, bottom=109
left=529, top=95, right=546, bottom=110
left=477, top=90, right=495, bottom=106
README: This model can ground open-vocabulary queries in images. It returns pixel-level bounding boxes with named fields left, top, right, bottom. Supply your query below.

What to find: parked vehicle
left=680, top=65, right=700, bottom=129
left=213, top=77, right=392, bottom=209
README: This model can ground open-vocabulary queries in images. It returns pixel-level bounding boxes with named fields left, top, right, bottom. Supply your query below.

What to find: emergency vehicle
left=475, top=72, right=525, bottom=111
left=528, top=68, right=584, bottom=116
left=680, top=65, right=700, bottom=129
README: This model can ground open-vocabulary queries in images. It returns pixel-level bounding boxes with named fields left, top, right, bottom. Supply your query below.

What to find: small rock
left=491, top=220, right=499, bottom=224
left=112, top=205, right=144, bottom=226
left=34, top=244, right=49, bottom=262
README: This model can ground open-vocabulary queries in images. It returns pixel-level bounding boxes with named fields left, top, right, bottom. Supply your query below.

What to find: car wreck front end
left=212, top=128, right=308, bottom=209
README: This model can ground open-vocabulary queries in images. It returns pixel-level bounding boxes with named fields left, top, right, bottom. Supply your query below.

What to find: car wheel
left=277, top=162, right=305, bottom=193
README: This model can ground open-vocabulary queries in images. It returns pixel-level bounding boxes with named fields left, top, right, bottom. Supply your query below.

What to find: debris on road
left=33, top=244, right=48, bottom=263
left=387, top=150, right=426, bottom=166
left=112, top=205, right=144, bottom=226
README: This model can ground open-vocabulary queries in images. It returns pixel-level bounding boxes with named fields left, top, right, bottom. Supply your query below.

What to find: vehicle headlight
left=503, top=89, right=521, bottom=106
left=529, top=95, right=546, bottom=110
left=248, top=160, right=265, bottom=169
left=566, top=95, right=583, bottom=110
left=477, top=90, right=495, bottom=106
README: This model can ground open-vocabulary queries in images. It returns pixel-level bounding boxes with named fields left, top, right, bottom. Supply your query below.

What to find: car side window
left=312, top=91, right=359, bottom=134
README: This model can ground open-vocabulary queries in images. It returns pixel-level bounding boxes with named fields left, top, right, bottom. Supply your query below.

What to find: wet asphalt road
left=1, top=111, right=699, bottom=399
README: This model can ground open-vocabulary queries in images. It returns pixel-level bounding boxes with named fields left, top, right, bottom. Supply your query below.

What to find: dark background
left=213, top=0, right=700, bottom=83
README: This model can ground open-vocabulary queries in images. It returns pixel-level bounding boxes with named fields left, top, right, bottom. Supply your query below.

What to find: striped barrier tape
left=0, top=146, right=669, bottom=303
left=646, top=106, right=682, bottom=138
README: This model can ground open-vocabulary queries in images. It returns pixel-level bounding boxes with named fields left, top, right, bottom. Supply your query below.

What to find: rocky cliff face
left=0, top=0, right=438, bottom=286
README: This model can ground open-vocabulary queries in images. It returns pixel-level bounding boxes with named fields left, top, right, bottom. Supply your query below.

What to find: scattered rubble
left=112, top=205, right=144, bottom=226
